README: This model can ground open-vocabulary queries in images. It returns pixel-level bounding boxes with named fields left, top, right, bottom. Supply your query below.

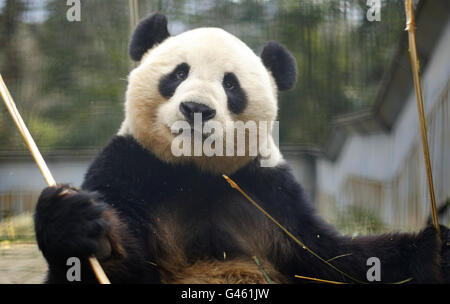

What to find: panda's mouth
left=166, top=123, right=213, bottom=139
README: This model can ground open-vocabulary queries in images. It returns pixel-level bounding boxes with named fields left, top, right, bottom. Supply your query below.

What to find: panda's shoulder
left=101, top=135, right=150, bottom=161
left=82, top=135, right=164, bottom=190
left=234, top=160, right=309, bottom=208
left=88, top=135, right=156, bottom=168
left=236, top=160, right=299, bottom=190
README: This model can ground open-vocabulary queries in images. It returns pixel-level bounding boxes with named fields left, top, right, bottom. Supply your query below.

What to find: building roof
left=324, top=0, right=449, bottom=161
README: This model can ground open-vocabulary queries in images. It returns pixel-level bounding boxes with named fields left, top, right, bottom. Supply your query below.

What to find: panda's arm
left=34, top=137, right=164, bottom=283
left=34, top=185, right=159, bottom=283
left=330, top=226, right=446, bottom=283
left=280, top=203, right=445, bottom=283
left=273, top=224, right=444, bottom=283
left=250, top=165, right=448, bottom=283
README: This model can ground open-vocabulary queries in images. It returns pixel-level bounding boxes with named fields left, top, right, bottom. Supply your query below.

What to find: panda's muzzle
left=179, top=102, right=216, bottom=124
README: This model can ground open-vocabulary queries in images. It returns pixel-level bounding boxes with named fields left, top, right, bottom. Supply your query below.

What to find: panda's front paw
left=34, top=185, right=112, bottom=263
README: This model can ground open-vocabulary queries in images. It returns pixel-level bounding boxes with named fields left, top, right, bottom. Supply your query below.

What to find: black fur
left=261, top=41, right=297, bottom=91
left=223, top=72, right=247, bottom=114
left=179, top=102, right=216, bottom=123
left=34, top=184, right=150, bottom=283
left=34, top=186, right=109, bottom=262
left=158, top=62, right=190, bottom=99
left=34, top=135, right=450, bottom=283
left=129, top=13, right=170, bottom=61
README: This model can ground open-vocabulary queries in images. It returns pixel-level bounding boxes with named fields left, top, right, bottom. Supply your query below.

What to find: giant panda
left=34, top=13, right=450, bottom=284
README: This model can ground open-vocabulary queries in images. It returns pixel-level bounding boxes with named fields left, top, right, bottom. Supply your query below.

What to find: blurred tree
left=273, top=0, right=405, bottom=144
left=0, top=0, right=26, bottom=149
left=0, top=0, right=24, bottom=82
left=0, top=0, right=406, bottom=151
left=30, top=0, right=130, bottom=149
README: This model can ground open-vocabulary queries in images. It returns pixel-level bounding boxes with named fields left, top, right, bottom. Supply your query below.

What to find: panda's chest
left=149, top=184, right=274, bottom=261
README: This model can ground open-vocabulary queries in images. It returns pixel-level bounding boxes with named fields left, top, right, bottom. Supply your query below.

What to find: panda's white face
left=120, top=27, right=285, bottom=174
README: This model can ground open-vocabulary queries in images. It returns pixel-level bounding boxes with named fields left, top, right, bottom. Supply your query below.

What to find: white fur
left=119, top=27, right=284, bottom=173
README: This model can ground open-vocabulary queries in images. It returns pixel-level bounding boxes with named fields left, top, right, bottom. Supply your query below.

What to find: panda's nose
left=179, top=102, right=216, bottom=123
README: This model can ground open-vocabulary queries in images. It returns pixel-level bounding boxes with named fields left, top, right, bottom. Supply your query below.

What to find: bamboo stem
left=129, top=0, right=139, bottom=69
left=222, top=174, right=365, bottom=284
left=0, top=74, right=111, bottom=284
left=0, top=75, right=55, bottom=186
left=88, top=255, right=111, bottom=284
left=294, top=275, right=346, bottom=284
left=404, top=0, right=439, bottom=235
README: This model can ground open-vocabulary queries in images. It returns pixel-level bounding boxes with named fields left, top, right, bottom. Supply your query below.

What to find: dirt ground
left=0, top=242, right=47, bottom=284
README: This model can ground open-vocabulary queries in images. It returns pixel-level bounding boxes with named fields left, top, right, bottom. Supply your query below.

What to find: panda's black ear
left=129, top=13, right=170, bottom=61
left=261, top=41, right=297, bottom=91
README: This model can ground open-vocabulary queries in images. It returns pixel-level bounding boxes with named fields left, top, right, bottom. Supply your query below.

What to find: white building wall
left=317, top=21, right=450, bottom=230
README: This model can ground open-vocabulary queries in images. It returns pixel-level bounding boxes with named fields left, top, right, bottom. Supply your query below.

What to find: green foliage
left=0, top=0, right=406, bottom=151
left=334, top=205, right=387, bottom=235
left=0, top=213, right=35, bottom=242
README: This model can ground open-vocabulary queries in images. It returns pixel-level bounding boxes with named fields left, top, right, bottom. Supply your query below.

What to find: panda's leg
left=34, top=184, right=159, bottom=283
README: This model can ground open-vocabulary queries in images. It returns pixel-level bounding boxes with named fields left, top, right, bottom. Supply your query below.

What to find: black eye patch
left=159, top=63, right=190, bottom=98
left=223, top=72, right=247, bottom=114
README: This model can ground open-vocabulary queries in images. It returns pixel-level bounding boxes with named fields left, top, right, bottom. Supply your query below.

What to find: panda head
left=119, top=13, right=297, bottom=174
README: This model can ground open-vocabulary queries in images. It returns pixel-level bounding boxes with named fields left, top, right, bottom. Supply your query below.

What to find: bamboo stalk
left=222, top=174, right=365, bottom=284
left=0, top=74, right=111, bottom=284
left=88, top=255, right=111, bottom=284
left=404, top=0, right=439, bottom=235
left=129, top=0, right=139, bottom=69
left=0, top=76, right=55, bottom=186
left=294, top=275, right=345, bottom=284
left=129, top=0, right=139, bottom=31
left=252, top=256, right=273, bottom=284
